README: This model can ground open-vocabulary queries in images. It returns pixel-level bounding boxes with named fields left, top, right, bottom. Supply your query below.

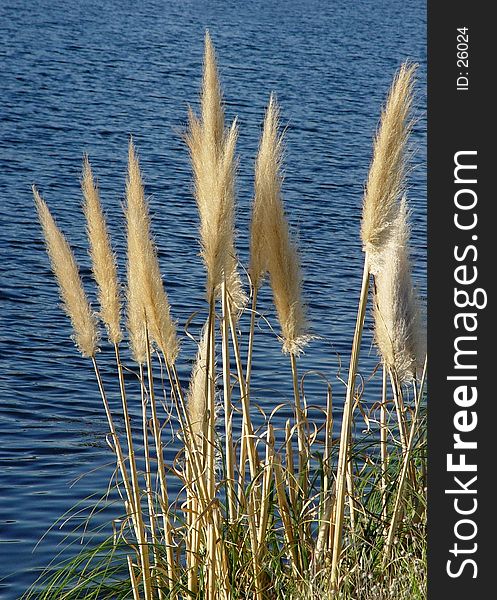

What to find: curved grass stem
left=330, top=255, right=370, bottom=588
left=91, top=356, right=152, bottom=600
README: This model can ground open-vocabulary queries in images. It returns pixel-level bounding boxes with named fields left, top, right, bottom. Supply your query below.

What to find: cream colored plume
left=81, top=156, right=122, bottom=345
left=33, top=186, right=98, bottom=358
left=361, top=62, right=416, bottom=274
left=250, top=96, right=308, bottom=354
left=373, top=198, right=425, bottom=383
left=125, top=140, right=179, bottom=365
left=186, top=31, right=245, bottom=308
left=186, top=329, right=208, bottom=443
left=250, top=93, right=283, bottom=290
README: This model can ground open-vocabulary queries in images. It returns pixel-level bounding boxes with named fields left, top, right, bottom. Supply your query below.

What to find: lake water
left=0, top=0, right=426, bottom=597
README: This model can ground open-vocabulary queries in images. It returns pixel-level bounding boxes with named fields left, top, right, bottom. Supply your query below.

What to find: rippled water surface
left=0, top=1, right=426, bottom=596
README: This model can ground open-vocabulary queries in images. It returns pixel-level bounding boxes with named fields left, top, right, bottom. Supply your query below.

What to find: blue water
left=0, top=1, right=426, bottom=597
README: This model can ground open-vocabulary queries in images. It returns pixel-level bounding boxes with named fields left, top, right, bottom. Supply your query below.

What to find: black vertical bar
left=428, top=3, right=492, bottom=598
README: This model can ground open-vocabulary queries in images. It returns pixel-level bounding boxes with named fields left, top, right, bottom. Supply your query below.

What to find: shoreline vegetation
left=26, top=33, right=427, bottom=600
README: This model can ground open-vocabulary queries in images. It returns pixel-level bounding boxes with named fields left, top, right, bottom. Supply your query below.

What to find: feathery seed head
left=251, top=96, right=308, bottom=354
left=186, top=329, right=208, bottom=445
left=373, top=198, right=425, bottom=382
left=125, top=140, right=179, bottom=364
left=202, top=30, right=224, bottom=155
left=186, top=33, right=245, bottom=306
left=361, top=62, right=417, bottom=274
left=33, top=186, right=98, bottom=358
left=250, top=94, right=282, bottom=290
left=81, top=155, right=122, bottom=345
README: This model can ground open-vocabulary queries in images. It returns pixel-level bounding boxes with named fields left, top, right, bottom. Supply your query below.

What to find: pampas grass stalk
left=380, top=365, right=389, bottom=522
left=91, top=356, right=153, bottom=600
left=314, top=384, right=334, bottom=569
left=204, top=300, right=216, bottom=502
left=184, top=329, right=211, bottom=595
left=125, top=140, right=179, bottom=593
left=144, top=330, right=176, bottom=593
left=329, top=257, right=369, bottom=591
left=227, top=293, right=259, bottom=480
left=127, top=556, right=141, bottom=600
left=114, top=343, right=156, bottom=599
left=143, top=335, right=175, bottom=586
left=331, top=62, right=416, bottom=587
left=384, top=357, right=427, bottom=565
left=34, top=187, right=153, bottom=599
left=81, top=157, right=156, bottom=596
left=224, top=294, right=263, bottom=595
left=285, top=419, right=297, bottom=510
left=221, top=281, right=236, bottom=521
left=138, top=363, right=161, bottom=584
left=274, top=454, right=301, bottom=574
left=250, top=96, right=309, bottom=500
left=186, top=42, right=243, bottom=590
left=245, top=288, right=258, bottom=390
left=257, top=425, right=275, bottom=548
left=389, top=369, right=409, bottom=457
left=186, top=44, right=246, bottom=578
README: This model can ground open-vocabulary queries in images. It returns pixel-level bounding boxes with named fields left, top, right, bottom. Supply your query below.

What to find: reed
left=33, top=187, right=154, bottom=599
left=29, top=40, right=426, bottom=600
left=82, top=156, right=158, bottom=597
left=330, top=61, right=417, bottom=588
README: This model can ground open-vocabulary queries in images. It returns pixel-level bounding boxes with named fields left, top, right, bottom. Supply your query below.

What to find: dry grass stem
left=331, top=63, right=418, bottom=587
left=384, top=357, right=427, bottom=564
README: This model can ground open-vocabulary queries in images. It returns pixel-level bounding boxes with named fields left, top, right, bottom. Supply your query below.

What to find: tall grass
left=27, top=35, right=426, bottom=600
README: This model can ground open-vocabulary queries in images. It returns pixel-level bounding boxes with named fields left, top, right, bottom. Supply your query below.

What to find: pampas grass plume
left=250, top=94, right=283, bottom=290
left=361, top=62, right=416, bottom=274
left=251, top=95, right=308, bottom=354
left=186, top=329, right=208, bottom=443
left=33, top=186, right=98, bottom=358
left=373, top=198, right=424, bottom=382
left=186, top=32, right=245, bottom=307
left=125, top=140, right=179, bottom=365
left=81, top=156, right=122, bottom=345
left=201, top=31, right=224, bottom=156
